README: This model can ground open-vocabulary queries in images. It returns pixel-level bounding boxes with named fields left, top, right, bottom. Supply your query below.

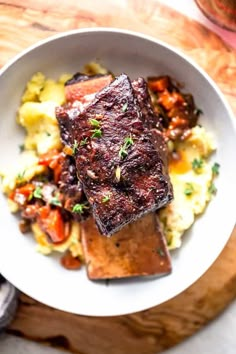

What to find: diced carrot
left=39, top=150, right=65, bottom=183
left=158, top=91, right=185, bottom=111
left=38, top=204, right=49, bottom=216
left=64, top=222, right=71, bottom=239
left=158, top=91, right=174, bottom=110
left=148, top=77, right=169, bottom=92
left=38, top=149, right=61, bottom=166
left=13, top=184, right=34, bottom=198
left=169, top=117, right=189, bottom=130
left=65, top=75, right=112, bottom=103
left=10, top=183, right=35, bottom=206
left=63, top=145, right=73, bottom=156
left=61, top=251, right=82, bottom=270
left=172, top=92, right=185, bottom=105
left=37, top=206, right=66, bottom=243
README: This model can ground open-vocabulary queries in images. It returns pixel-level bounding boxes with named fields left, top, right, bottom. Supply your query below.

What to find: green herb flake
left=19, top=144, right=25, bottom=153
left=91, top=128, right=102, bottom=139
left=72, top=203, right=88, bottom=214
left=28, top=193, right=33, bottom=201
left=122, top=101, right=128, bottom=112
left=80, top=137, right=88, bottom=146
left=118, top=135, right=134, bottom=159
left=102, top=194, right=111, bottom=203
left=72, top=140, right=79, bottom=155
left=208, top=182, right=217, bottom=195
left=124, top=135, right=134, bottom=146
left=50, top=195, right=62, bottom=207
left=157, top=247, right=165, bottom=257
left=17, top=170, right=26, bottom=181
left=33, top=186, right=43, bottom=199
left=184, top=183, right=194, bottom=196
left=194, top=108, right=203, bottom=116
left=192, top=158, right=204, bottom=173
left=212, top=162, right=220, bottom=176
left=45, top=131, right=51, bottom=136
left=89, top=118, right=101, bottom=127
left=118, top=145, right=128, bottom=159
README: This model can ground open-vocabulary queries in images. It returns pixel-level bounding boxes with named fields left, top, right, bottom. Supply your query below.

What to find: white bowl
left=0, top=28, right=235, bottom=316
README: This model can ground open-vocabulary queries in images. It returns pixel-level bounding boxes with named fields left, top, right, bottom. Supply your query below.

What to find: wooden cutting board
left=1, top=1, right=236, bottom=353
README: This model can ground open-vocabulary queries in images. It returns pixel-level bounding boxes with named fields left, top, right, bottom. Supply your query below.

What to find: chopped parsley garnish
left=119, top=145, right=128, bottom=159
left=72, top=203, right=88, bottom=214
left=17, top=170, right=26, bottom=181
left=50, top=197, right=62, bottom=206
left=45, top=131, right=51, bottom=136
left=91, top=128, right=102, bottom=139
left=89, top=118, right=101, bottom=127
left=122, top=101, right=128, bottom=112
left=72, top=140, right=79, bottom=155
left=19, top=144, right=25, bottom=153
left=33, top=186, right=43, bottom=199
left=102, top=194, right=111, bottom=203
left=208, top=182, right=217, bottom=195
left=212, top=162, right=220, bottom=176
left=90, top=116, right=103, bottom=138
left=157, top=247, right=165, bottom=257
left=192, top=158, right=204, bottom=173
left=80, top=137, right=88, bottom=146
left=28, top=193, right=33, bottom=201
left=194, top=108, right=203, bottom=116
left=184, top=183, right=194, bottom=196
left=124, top=136, right=134, bottom=146
left=119, top=135, right=134, bottom=159
left=50, top=195, right=62, bottom=207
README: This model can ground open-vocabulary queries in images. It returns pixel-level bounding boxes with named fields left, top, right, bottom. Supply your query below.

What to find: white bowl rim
left=0, top=27, right=236, bottom=316
left=1, top=27, right=235, bottom=129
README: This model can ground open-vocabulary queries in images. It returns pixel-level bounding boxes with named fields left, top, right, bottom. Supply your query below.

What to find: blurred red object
left=195, top=0, right=236, bottom=32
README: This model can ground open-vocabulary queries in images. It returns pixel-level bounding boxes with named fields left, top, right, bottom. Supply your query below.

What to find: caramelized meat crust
left=56, top=74, right=173, bottom=235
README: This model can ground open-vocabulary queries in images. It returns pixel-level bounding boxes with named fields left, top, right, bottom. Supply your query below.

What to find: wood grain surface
left=1, top=0, right=236, bottom=353
left=7, top=228, right=236, bottom=354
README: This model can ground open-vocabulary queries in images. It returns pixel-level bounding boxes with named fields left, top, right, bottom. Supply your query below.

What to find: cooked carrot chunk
left=37, top=206, right=66, bottom=243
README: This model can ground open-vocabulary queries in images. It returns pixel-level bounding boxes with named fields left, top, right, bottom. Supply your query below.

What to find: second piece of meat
left=81, top=213, right=172, bottom=280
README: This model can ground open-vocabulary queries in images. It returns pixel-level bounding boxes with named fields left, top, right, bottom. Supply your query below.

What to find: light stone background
left=1, top=0, right=236, bottom=353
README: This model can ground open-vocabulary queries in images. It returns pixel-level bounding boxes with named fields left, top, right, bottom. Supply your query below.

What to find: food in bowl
left=1, top=62, right=219, bottom=280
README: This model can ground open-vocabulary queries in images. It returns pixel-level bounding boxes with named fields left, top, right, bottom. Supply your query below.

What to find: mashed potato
left=18, top=101, right=62, bottom=154
left=1, top=69, right=218, bottom=261
left=1, top=150, right=46, bottom=195
left=1, top=72, right=84, bottom=259
left=32, top=221, right=83, bottom=259
left=17, top=72, right=72, bottom=155
left=159, top=126, right=216, bottom=249
left=2, top=72, right=71, bottom=193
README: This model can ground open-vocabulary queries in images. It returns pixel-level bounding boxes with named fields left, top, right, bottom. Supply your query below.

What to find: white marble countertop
left=0, top=1, right=236, bottom=353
